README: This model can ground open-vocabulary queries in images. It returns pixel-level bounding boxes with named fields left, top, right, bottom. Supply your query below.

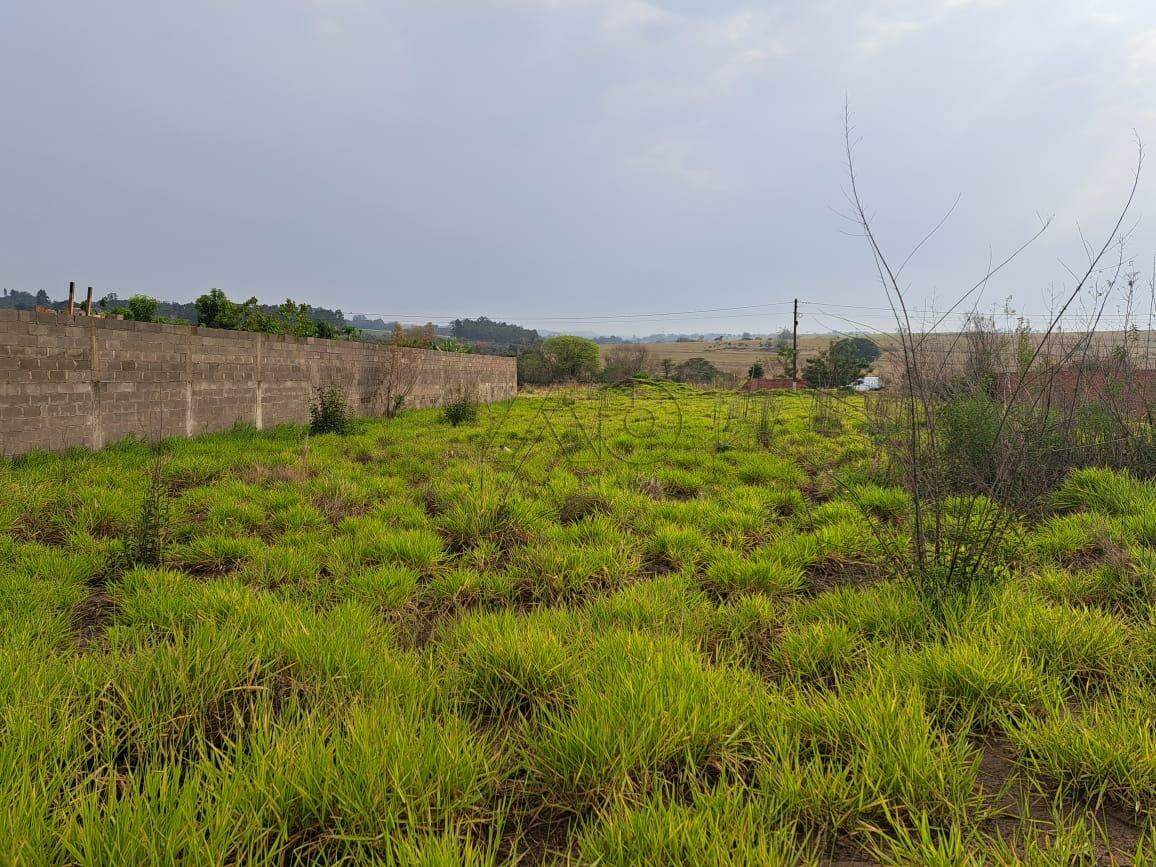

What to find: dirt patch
left=175, top=553, right=250, bottom=578
left=800, top=482, right=833, bottom=505
left=638, top=551, right=679, bottom=576
left=1061, top=535, right=1131, bottom=573
left=815, top=830, right=881, bottom=866
left=201, top=668, right=303, bottom=752
left=498, top=805, right=581, bottom=866
left=282, top=821, right=337, bottom=864
left=313, top=495, right=373, bottom=526
left=558, top=491, right=610, bottom=525
left=492, top=774, right=586, bottom=866
left=418, top=487, right=444, bottom=517
left=71, top=589, right=116, bottom=651
left=637, top=477, right=665, bottom=499
left=90, top=664, right=308, bottom=787
left=162, top=472, right=220, bottom=495
left=395, top=571, right=639, bottom=651
left=10, top=515, right=70, bottom=546
left=804, top=559, right=884, bottom=595
left=662, top=484, right=700, bottom=501
left=977, top=737, right=1146, bottom=864
left=234, top=461, right=316, bottom=487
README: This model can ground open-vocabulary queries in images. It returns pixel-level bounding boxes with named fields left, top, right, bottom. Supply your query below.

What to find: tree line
left=1, top=287, right=352, bottom=339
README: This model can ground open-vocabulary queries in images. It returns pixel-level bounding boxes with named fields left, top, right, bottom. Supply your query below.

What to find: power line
left=347, top=297, right=1156, bottom=325
left=345, top=299, right=797, bottom=324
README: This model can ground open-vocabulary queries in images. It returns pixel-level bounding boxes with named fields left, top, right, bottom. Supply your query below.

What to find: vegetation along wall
left=0, top=309, right=517, bottom=456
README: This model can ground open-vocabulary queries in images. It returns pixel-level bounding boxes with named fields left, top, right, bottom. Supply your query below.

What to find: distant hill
left=450, top=317, right=540, bottom=353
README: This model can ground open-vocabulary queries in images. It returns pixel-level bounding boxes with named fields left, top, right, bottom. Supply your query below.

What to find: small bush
left=309, top=386, right=350, bottom=436
left=442, top=391, right=479, bottom=427
left=100, top=445, right=170, bottom=583
left=937, top=390, right=1001, bottom=491
left=127, top=448, right=170, bottom=570
left=436, top=490, right=537, bottom=553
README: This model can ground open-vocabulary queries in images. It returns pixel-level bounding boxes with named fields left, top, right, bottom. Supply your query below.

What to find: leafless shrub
left=841, top=106, right=1145, bottom=616
left=602, top=343, right=651, bottom=383
left=753, top=393, right=781, bottom=448
left=810, top=388, right=845, bottom=437
left=373, top=340, right=424, bottom=419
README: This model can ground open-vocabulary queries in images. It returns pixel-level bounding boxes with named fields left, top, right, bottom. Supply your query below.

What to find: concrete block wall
left=0, top=310, right=517, bottom=456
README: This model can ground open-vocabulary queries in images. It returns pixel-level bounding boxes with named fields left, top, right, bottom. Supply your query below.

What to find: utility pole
left=791, top=298, right=799, bottom=385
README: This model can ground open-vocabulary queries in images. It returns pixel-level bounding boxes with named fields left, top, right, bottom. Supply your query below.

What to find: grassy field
left=1, top=385, right=1154, bottom=864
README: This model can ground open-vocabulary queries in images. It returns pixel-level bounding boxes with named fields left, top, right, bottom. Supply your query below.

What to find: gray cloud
left=2, top=1, right=1154, bottom=334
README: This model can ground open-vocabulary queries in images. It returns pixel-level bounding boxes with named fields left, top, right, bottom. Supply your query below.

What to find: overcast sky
left=3, top=1, right=1155, bottom=334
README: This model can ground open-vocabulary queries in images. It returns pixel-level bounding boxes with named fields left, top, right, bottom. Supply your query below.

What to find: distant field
left=605, top=337, right=810, bottom=377
left=611, top=335, right=902, bottom=378
left=618, top=328, right=1155, bottom=382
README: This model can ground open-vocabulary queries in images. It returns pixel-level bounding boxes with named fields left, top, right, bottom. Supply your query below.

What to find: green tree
left=830, top=336, right=880, bottom=366
left=314, top=319, right=340, bottom=339
left=774, top=333, right=795, bottom=377
left=802, top=340, right=869, bottom=388
left=450, top=316, right=539, bottom=350
left=747, top=361, right=765, bottom=380
left=195, top=289, right=333, bottom=335
left=673, top=357, right=721, bottom=384
left=542, top=335, right=601, bottom=381
left=125, top=295, right=158, bottom=323
left=516, top=347, right=553, bottom=385
left=195, top=289, right=245, bottom=330
left=432, top=336, right=472, bottom=353
left=275, top=299, right=317, bottom=337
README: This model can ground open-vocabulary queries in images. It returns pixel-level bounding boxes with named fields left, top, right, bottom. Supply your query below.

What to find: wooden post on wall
left=85, top=287, right=94, bottom=316
left=67, top=281, right=76, bottom=316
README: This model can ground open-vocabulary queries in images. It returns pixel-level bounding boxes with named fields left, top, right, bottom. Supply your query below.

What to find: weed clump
left=127, top=448, right=170, bottom=570
left=441, top=389, right=479, bottom=427
left=436, top=490, right=536, bottom=554
left=445, top=611, right=579, bottom=722
left=100, top=445, right=171, bottom=584
left=309, top=385, right=351, bottom=436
